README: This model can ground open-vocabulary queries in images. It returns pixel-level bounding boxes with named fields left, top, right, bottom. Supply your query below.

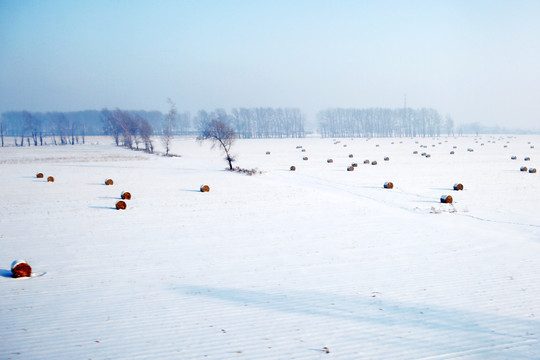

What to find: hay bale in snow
left=511, top=156, right=517, bottom=160
left=47, top=176, right=54, bottom=182
left=454, top=183, right=464, bottom=191
left=521, top=166, right=528, bottom=172
left=349, top=154, right=354, bottom=158
left=36, top=173, right=44, bottom=178
left=425, top=154, right=431, bottom=158
left=384, top=157, right=390, bottom=161
left=371, top=161, right=378, bottom=165
left=351, top=162, right=358, bottom=167
left=116, top=200, right=127, bottom=210
left=200, top=185, right=210, bottom=192
left=121, top=191, right=131, bottom=200
left=290, top=166, right=296, bottom=171
left=529, top=168, right=537, bottom=173
left=347, top=166, right=355, bottom=171
left=105, top=179, right=114, bottom=185
left=440, top=195, right=453, bottom=204
left=266, top=151, right=271, bottom=155
left=384, top=182, right=393, bottom=189
left=413, top=151, right=418, bottom=154
left=301, top=149, right=306, bottom=152
left=524, top=157, right=531, bottom=161
left=450, top=151, right=455, bottom=154
left=303, top=157, right=308, bottom=161
left=296, top=145, right=302, bottom=149
left=11, top=260, right=32, bottom=278
left=364, top=160, right=370, bottom=164
left=327, top=159, right=333, bottom=163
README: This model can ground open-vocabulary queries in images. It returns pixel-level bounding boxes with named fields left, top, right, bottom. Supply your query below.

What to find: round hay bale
left=511, top=156, right=517, bottom=160
left=425, top=154, right=431, bottom=158
left=384, top=181, right=393, bottom=189
left=347, top=166, right=355, bottom=171
left=421, top=152, right=426, bottom=156
left=364, top=160, right=370, bottom=164
left=524, top=157, right=531, bottom=161
left=453, top=183, right=464, bottom=191
left=290, top=165, right=296, bottom=171
left=349, top=154, right=354, bottom=158
left=116, top=200, right=127, bottom=210
left=531, top=146, right=535, bottom=149
left=296, top=145, right=302, bottom=149
left=529, top=168, right=537, bottom=173
left=303, top=157, right=308, bottom=161
left=384, top=157, right=390, bottom=161
left=200, top=185, right=210, bottom=192
left=121, top=191, right=131, bottom=200
left=327, top=159, right=333, bottom=163
left=105, top=179, right=114, bottom=185
left=301, top=149, right=306, bottom=152
left=440, top=195, right=453, bottom=204
left=36, top=173, right=44, bottom=178
left=47, top=176, right=54, bottom=182
left=11, top=260, right=32, bottom=278
left=266, top=151, right=271, bottom=155
left=351, top=162, right=358, bottom=167
left=371, top=161, right=378, bottom=165
left=450, top=151, right=455, bottom=154
left=520, top=166, right=528, bottom=172
left=413, top=151, right=418, bottom=154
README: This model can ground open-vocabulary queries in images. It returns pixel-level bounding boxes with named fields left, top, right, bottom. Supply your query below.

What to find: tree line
left=318, top=108, right=454, bottom=138
left=194, top=107, right=305, bottom=139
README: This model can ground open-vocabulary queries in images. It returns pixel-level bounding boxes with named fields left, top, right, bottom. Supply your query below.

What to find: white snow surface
left=1, top=135, right=539, bottom=359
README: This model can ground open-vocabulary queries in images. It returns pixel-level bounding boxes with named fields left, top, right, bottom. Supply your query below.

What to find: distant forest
left=0, top=106, right=488, bottom=148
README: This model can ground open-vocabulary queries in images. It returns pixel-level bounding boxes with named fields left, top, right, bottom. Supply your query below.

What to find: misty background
left=1, top=1, right=539, bottom=133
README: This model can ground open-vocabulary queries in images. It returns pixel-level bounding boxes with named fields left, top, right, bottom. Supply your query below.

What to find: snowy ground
left=1, top=135, right=539, bottom=359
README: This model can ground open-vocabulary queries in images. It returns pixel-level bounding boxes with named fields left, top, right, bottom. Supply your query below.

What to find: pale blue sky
left=1, top=0, right=539, bottom=128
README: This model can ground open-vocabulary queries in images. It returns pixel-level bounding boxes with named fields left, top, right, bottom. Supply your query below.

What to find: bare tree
left=139, top=117, right=154, bottom=153
left=201, top=119, right=236, bottom=170
left=0, top=116, right=5, bottom=147
left=162, top=99, right=176, bottom=156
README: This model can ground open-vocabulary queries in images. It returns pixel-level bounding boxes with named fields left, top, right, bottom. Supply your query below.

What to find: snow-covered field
left=1, top=135, right=539, bottom=359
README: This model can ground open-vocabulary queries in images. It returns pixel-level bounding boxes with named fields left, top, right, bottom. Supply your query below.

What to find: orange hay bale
left=384, top=157, right=390, bottom=161
left=47, top=176, right=54, bottom=182
left=121, top=191, right=131, bottom=200
left=364, top=160, right=370, bottom=164
left=11, top=261, right=32, bottom=278
left=371, top=161, right=377, bottom=165
left=105, top=179, right=114, bottom=185
left=524, top=157, right=531, bottom=161
left=521, top=166, right=528, bottom=172
left=266, top=151, right=271, bottom=155
left=303, top=157, right=308, bottom=161
left=530, top=168, right=537, bottom=173
left=116, top=200, right=127, bottom=210
left=200, top=185, right=210, bottom=192
left=384, top=182, right=393, bottom=189
left=327, top=159, right=333, bottom=163
left=440, top=195, right=453, bottom=204
left=425, top=154, right=431, bottom=158
left=454, top=183, right=464, bottom=191
left=36, top=173, right=44, bottom=178
left=290, top=166, right=296, bottom=171
left=347, top=166, right=355, bottom=171
left=351, top=162, right=358, bottom=167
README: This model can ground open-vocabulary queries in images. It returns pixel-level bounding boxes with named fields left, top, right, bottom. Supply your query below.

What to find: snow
left=1, top=135, right=539, bottom=359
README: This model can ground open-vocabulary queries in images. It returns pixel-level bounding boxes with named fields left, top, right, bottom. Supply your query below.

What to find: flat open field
left=1, top=135, right=539, bottom=359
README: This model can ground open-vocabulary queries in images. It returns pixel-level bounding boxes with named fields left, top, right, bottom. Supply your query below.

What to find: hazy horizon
left=1, top=1, right=539, bottom=130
